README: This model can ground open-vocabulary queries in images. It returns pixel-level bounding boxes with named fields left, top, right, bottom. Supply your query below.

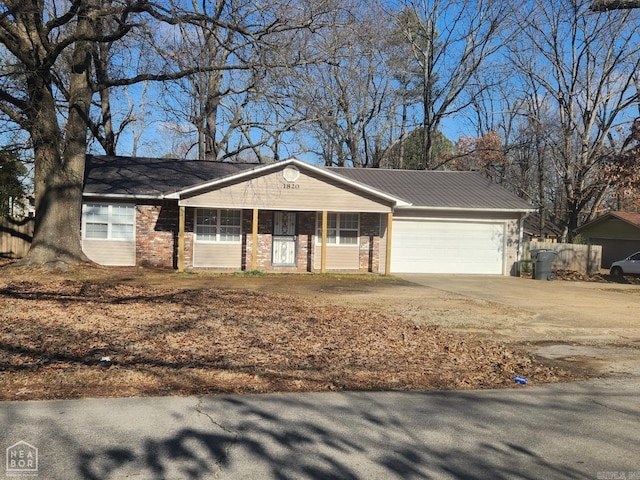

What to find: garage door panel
left=391, top=220, right=504, bottom=274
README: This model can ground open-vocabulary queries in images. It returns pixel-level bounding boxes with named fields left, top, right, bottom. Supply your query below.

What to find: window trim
left=194, top=208, right=242, bottom=243
left=82, top=203, right=136, bottom=242
left=316, top=212, right=360, bottom=246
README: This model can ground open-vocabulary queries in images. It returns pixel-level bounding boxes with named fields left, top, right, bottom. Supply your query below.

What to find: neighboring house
left=575, top=211, right=640, bottom=268
left=82, top=155, right=534, bottom=275
left=523, top=212, right=563, bottom=242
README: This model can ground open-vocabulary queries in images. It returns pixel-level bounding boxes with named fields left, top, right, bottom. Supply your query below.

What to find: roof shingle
left=84, top=155, right=257, bottom=197
left=611, top=211, right=640, bottom=228
left=577, top=210, right=640, bottom=232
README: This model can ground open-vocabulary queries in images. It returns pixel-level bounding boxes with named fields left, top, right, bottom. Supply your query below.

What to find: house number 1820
left=282, top=183, right=300, bottom=189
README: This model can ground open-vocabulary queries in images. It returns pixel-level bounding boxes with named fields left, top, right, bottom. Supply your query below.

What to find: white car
left=610, top=251, right=640, bottom=277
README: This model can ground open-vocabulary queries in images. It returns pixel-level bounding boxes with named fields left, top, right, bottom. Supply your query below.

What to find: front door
left=272, top=211, right=297, bottom=266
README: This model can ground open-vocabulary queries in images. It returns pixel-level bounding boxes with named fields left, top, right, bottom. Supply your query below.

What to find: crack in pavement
left=590, top=398, right=640, bottom=418
left=195, top=397, right=240, bottom=479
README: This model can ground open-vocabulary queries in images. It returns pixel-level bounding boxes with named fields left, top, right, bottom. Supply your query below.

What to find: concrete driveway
left=398, top=274, right=640, bottom=328
left=397, top=274, right=640, bottom=376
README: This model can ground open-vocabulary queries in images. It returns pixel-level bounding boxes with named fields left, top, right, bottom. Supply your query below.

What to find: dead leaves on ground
left=0, top=280, right=569, bottom=400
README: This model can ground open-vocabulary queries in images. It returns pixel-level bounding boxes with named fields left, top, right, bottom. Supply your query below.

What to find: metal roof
left=328, top=167, right=533, bottom=211
left=83, top=155, right=533, bottom=211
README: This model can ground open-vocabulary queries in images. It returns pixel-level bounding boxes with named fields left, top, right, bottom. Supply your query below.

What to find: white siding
left=314, top=245, right=360, bottom=270
left=181, top=169, right=393, bottom=213
left=83, top=239, right=136, bottom=266
left=81, top=202, right=136, bottom=266
left=193, top=242, right=242, bottom=268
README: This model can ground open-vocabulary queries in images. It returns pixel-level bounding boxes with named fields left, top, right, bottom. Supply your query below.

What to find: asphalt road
left=1, top=377, right=639, bottom=479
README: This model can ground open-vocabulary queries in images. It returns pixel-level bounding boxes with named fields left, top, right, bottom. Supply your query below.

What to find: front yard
left=0, top=268, right=572, bottom=400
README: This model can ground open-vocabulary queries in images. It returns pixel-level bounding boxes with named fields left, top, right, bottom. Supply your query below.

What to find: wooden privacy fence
left=521, top=241, right=602, bottom=275
left=0, top=217, right=34, bottom=258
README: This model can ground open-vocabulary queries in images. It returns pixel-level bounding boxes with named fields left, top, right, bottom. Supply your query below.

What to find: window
left=196, top=209, right=241, bottom=242
left=83, top=204, right=135, bottom=240
left=316, top=213, right=359, bottom=245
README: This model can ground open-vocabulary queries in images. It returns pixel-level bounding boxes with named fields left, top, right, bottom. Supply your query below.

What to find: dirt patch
left=540, top=269, right=640, bottom=285
left=0, top=266, right=574, bottom=400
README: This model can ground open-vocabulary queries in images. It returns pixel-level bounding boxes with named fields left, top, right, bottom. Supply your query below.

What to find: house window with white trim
left=196, top=209, right=241, bottom=242
left=83, top=203, right=135, bottom=240
left=316, top=213, right=359, bottom=245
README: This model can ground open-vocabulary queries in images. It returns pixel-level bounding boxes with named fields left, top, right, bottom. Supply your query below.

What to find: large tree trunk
left=18, top=80, right=89, bottom=269
left=26, top=149, right=89, bottom=269
left=16, top=8, right=95, bottom=269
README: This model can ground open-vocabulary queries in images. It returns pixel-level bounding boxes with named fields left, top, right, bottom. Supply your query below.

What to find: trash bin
left=532, top=249, right=557, bottom=281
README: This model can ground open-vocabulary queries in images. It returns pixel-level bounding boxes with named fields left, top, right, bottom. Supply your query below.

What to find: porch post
left=321, top=210, right=328, bottom=273
left=252, top=208, right=259, bottom=271
left=178, top=205, right=185, bottom=272
left=385, top=212, right=393, bottom=276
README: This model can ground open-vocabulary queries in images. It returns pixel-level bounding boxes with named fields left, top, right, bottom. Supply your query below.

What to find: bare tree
left=393, top=0, right=511, bottom=169
left=0, top=0, right=107, bottom=267
left=0, top=0, right=316, bottom=268
left=599, top=118, right=640, bottom=210
left=466, top=65, right=563, bottom=235
left=154, top=0, right=334, bottom=162
left=507, top=0, right=640, bottom=239
left=159, top=0, right=255, bottom=160
left=87, top=27, right=153, bottom=156
left=283, top=1, right=398, bottom=167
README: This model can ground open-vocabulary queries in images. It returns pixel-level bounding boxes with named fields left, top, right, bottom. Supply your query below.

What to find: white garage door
left=391, top=219, right=505, bottom=274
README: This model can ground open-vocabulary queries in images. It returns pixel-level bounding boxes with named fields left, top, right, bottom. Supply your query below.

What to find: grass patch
left=233, top=269, right=267, bottom=276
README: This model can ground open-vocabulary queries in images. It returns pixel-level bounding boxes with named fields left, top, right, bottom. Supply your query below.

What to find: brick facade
left=245, top=210, right=317, bottom=273
left=239, top=210, right=378, bottom=273
left=135, top=203, right=176, bottom=268
left=133, top=205, right=383, bottom=273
